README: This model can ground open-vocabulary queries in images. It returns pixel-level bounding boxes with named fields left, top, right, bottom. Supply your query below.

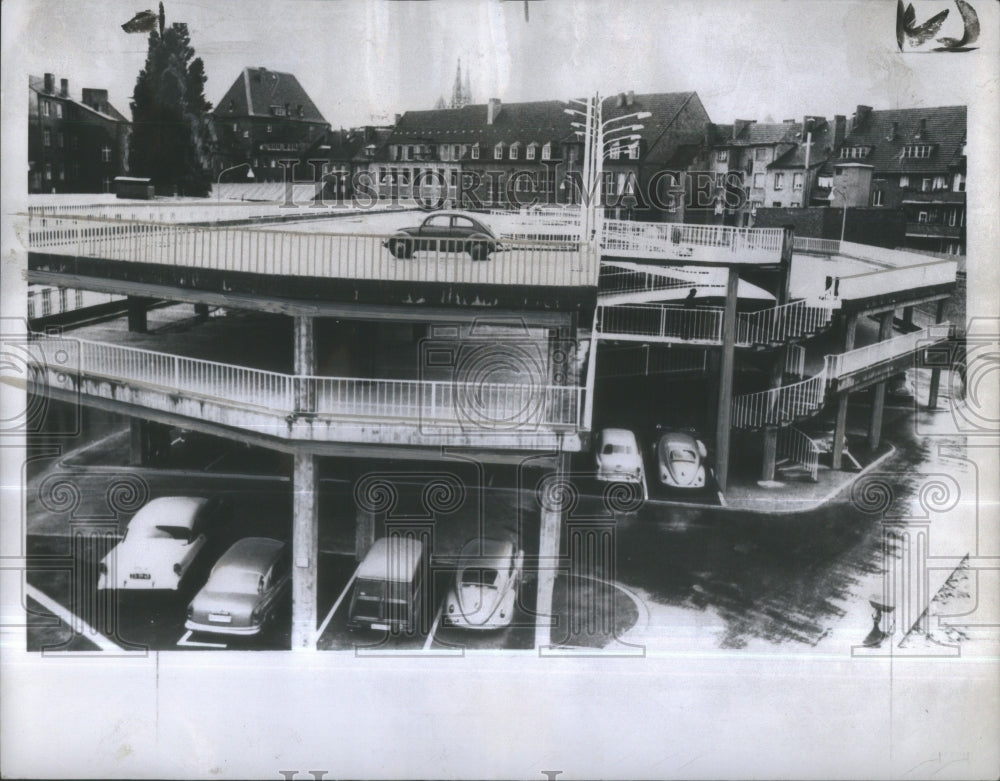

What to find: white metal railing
left=793, top=237, right=841, bottom=255
left=598, top=266, right=712, bottom=298
left=26, top=214, right=598, bottom=288
left=833, top=258, right=957, bottom=300
left=597, top=345, right=708, bottom=378
left=28, top=334, right=583, bottom=430
left=595, top=304, right=723, bottom=344
left=777, top=426, right=821, bottom=481
left=735, top=299, right=836, bottom=346
left=602, top=219, right=784, bottom=264
left=731, top=370, right=828, bottom=430
left=784, top=343, right=807, bottom=378
left=825, top=323, right=952, bottom=380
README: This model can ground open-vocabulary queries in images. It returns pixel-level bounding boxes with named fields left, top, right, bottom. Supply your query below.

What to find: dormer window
left=839, top=146, right=871, bottom=159
left=526, top=143, right=537, bottom=160
left=609, top=143, right=621, bottom=160
left=541, top=142, right=552, bottom=161
left=509, top=142, right=519, bottom=160
left=626, top=141, right=640, bottom=160
left=902, top=144, right=932, bottom=159
left=471, top=144, right=480, bottom=160
left=494, top=142, right=504, bottom=160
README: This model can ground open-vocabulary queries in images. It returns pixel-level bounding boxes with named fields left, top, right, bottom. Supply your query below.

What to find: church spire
left=450, top=58, right=471, bottom=109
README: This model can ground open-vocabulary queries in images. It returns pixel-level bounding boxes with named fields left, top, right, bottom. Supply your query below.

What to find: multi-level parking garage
left=17, top=197, right=958, bottom=649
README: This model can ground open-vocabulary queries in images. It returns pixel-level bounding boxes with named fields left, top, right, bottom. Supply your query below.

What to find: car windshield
left=139, top=524, right=191, bottom=541
left=461, top=568, right=499, bottom=588
left=210, top=568, right=263, bottom=594
left=602, top=443, right=633, bottom=455
left=669, top=448, right=698, bottom=464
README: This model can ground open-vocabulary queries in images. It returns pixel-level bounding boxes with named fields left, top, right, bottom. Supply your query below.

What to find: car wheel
left=467, top=235, right=492, bottom=261
left=389, top=237, right=413, bottom=259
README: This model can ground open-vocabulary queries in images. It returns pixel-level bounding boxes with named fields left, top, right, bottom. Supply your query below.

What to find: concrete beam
left=928, top=300, right=947, bottom=409
left=291, top=452, right=319, bottom=650
left=126, top=296, right=149, bottom=333
left=713, top=268, right=740, bottom=494
left=867, top=311, right=896, bottom=450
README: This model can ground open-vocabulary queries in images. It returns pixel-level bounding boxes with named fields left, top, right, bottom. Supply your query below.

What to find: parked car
left=594, top=428, right=644, bottom=483
left=444, top=538, right=524, bottom=630
left=347, top=536, right=426, bottom=633
left=656, top=431, right=709, bottom=489
left=97, top=496, right=226, bottom=590
left=383, top=211, right=502, bottom=261
left=185, top=537, right=290, bottom=636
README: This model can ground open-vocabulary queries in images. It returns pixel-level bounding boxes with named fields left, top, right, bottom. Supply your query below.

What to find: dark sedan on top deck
left=383, top=211, right=503, bottom=261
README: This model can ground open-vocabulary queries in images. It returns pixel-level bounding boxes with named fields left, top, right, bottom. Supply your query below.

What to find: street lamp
left=564, top=96, right=650, bottom=244
left=216, top=162, right=255, bottom=201
left=830, top=186, right=849, bottom=243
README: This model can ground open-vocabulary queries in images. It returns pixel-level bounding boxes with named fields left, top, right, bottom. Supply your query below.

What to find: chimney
left=853, top=105, right=872, bottom=131
left=916, top=117, right=927, bottom=138
left=626, top=90, right=635, bottom=106
left=43, top=73, right=54, bottom=93
left=487, top=98, right=501, bottom=125
left=82, top=88, right=108, bottom=111
left=889, top=120, right=899, bottom=140
left=834, top=115, right=846, bottom=148
left=60, top=78, right=68, bottom=97
left=733, top=119, right=752, bottom=139
left=393, top=113, right=401, bottom=126
left=616, top=93, right=625, bottom=108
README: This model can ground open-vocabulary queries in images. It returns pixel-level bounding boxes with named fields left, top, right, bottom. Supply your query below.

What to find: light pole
left=216, top=162, right=255, bottom=201
left=564, top=96, right=650, bottom=246
left=830, top=185, right=849, bottom=243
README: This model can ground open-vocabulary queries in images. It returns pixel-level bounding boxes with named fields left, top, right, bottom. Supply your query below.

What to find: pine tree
left=129, top=22, right=215, bottom=196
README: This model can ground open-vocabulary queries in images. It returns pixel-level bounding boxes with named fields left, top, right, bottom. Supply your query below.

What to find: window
left=772, top=201, right=782, bottom=208
left=41, top=101, right=50, bottom=117
left=526, top=144, right=536, bottom=160
left=101, top=145, right=112, bottom=163
left=407, top=145, right=414, bottom=160
left=754, top=148, right=768, bottom=161
left=55, top=103, right=62, bottom=118
left=717, top=150, right=728, bottom=163
left=453, top=145, right=460, bottom=159
left=918, top=211, right=928, bottom=223
left=609, top=143, right=621, bottom=160
left=790, top=202, right=800, bottom=208
left=59, top=289, right=68, bottom=312
left=872, top=190, right=884, bottom=206
left=948, top=208, right=957, bottom=226
left=921, top=177, right=932, bottom=192
left=232, top=122, right=238, bottom=131
left=899, top=175, right=909, bottom=188
left=626, top=141, right=640, bottom=160
left=933, top=175, right=947, bottom=190
left=41, top=289, right=52, bottom=316
left=242, top=130, right=249, bottom=139
left=75, top=290, right=84, bottom=308
left=774, top=173, right=784, bottom=190
left=839, top=146, right=870, bottom=159
left=954, top=172, right=965, bottom=192
left=494, top=143, right=503, bottom=160
left=471, top=145, right=480, bottom=160
left=266, top=125, right=272, bottom=135
left=541, top=142, right=551, bottom=161
left=793, top=172, right=803, bottom=190
left=509, top=143, right=518, bottom=160
left=102, top=176, right=112, bottom=193
left=753, top=173, right=764, bottom=189
left=43, top=130, right=51, bottom=147
left=58, top=166, right=65, bottom=181
left=44, top=164, right=51, bottom=181
left=902, top=145, right=932, bottom=158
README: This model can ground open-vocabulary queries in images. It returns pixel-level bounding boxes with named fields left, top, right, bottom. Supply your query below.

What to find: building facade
left=28, top=73, right=130, bottom=194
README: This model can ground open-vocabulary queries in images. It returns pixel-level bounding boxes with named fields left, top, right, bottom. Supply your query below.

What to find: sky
left=4, top=0, right=996, bottom=128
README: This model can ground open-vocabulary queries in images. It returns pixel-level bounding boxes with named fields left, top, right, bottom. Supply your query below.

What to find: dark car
left=383, top=211, right=502, bottom=261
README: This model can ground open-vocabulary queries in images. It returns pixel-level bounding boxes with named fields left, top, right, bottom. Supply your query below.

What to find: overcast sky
left=4, top=0, right=995, bottom=128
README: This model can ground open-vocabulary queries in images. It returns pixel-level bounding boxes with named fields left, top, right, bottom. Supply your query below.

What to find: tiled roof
left=389, top=92, right=702, bottom=160
left=712, top=121, right=800, bottom=147
left=214, top=67, right=327, bottom=123
left=769, top=118, right=836, bottom=169
left=29, top=75, right=128, bottom=123
left=836, top=105, right=966, bottom=174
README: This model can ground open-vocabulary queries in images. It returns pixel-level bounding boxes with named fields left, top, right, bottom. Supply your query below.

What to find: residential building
left=213, top=67, right=331, bottom=183
left=831, top=105, right=966, bottom=254
left=28, top=73, right=130, bottom=193
left=378, top=91, right=711, bottom=220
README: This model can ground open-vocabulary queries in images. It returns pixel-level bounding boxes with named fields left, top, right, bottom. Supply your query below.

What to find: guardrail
left=832, top=259, right=957, bottom=300
left=777, top=426, right=821, bottom=481
left=785, top=343, right=807, bottom=378
left=598, top=265, right=714, bottom=299
left=597, top=345, right=708, bottom=378
left=825, top=323, right=952, bottom=379
left=736, top=299, right=835, bottom=347
left=731, top=371, right=827, bottom=430
left=27, top=334, right=583, bottom=431
left=792, top=237, right=841, bottom=255
left=602, top=219, right=785, bottom=264
left=26, top=214, right=598, bottom=288
left=596, top=304, right=723, bottom=344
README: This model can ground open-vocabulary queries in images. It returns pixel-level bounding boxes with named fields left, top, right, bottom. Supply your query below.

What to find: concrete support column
left=867, top=311, right=895, bottom=450
left=927, top=300, right=947, bottom=409
left=194, top=303, right=210, bottom=321
left=760, top=346, right=787, bottom=483
left=355, top=507, right=377, bottom=562
left=832, top=312, right=859, bottom=470
left=293, top=315, right=316, bottom=414
left=902, top=306, right=914, bottom=328
left=535, top=452, right=569, bottom=650
left=126, top=296, right=149, bottom=333
left=291, top=451, right=319, bottom=650
left=128, top=419, right=170, bottom=466
left=713, top=268, right=740, bottom=494
left=705, top=351, right=721, bottom=434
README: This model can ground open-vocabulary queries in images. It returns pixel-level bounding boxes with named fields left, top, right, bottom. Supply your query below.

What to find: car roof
left=356, top=537, right=424, bottom=581
left=213, top=537, right=285, bottom=573
left=600, top=428, right=637, bottom=444
left=422, top=210, right=484, bottom=221
left=457, top=538, right=515, bottom=569
left=658, top=431, right=697, bottom=448
left=129, top=496, right=209, bottom=530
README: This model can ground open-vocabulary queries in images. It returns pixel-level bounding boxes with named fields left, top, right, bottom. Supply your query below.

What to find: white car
left=594, top=428, right=644, bottom=483
left=656, top=431, right=708, bottom=489
left=97, top=496, right=225, bottom=590
left=443, top=538, right=524, bottom=630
